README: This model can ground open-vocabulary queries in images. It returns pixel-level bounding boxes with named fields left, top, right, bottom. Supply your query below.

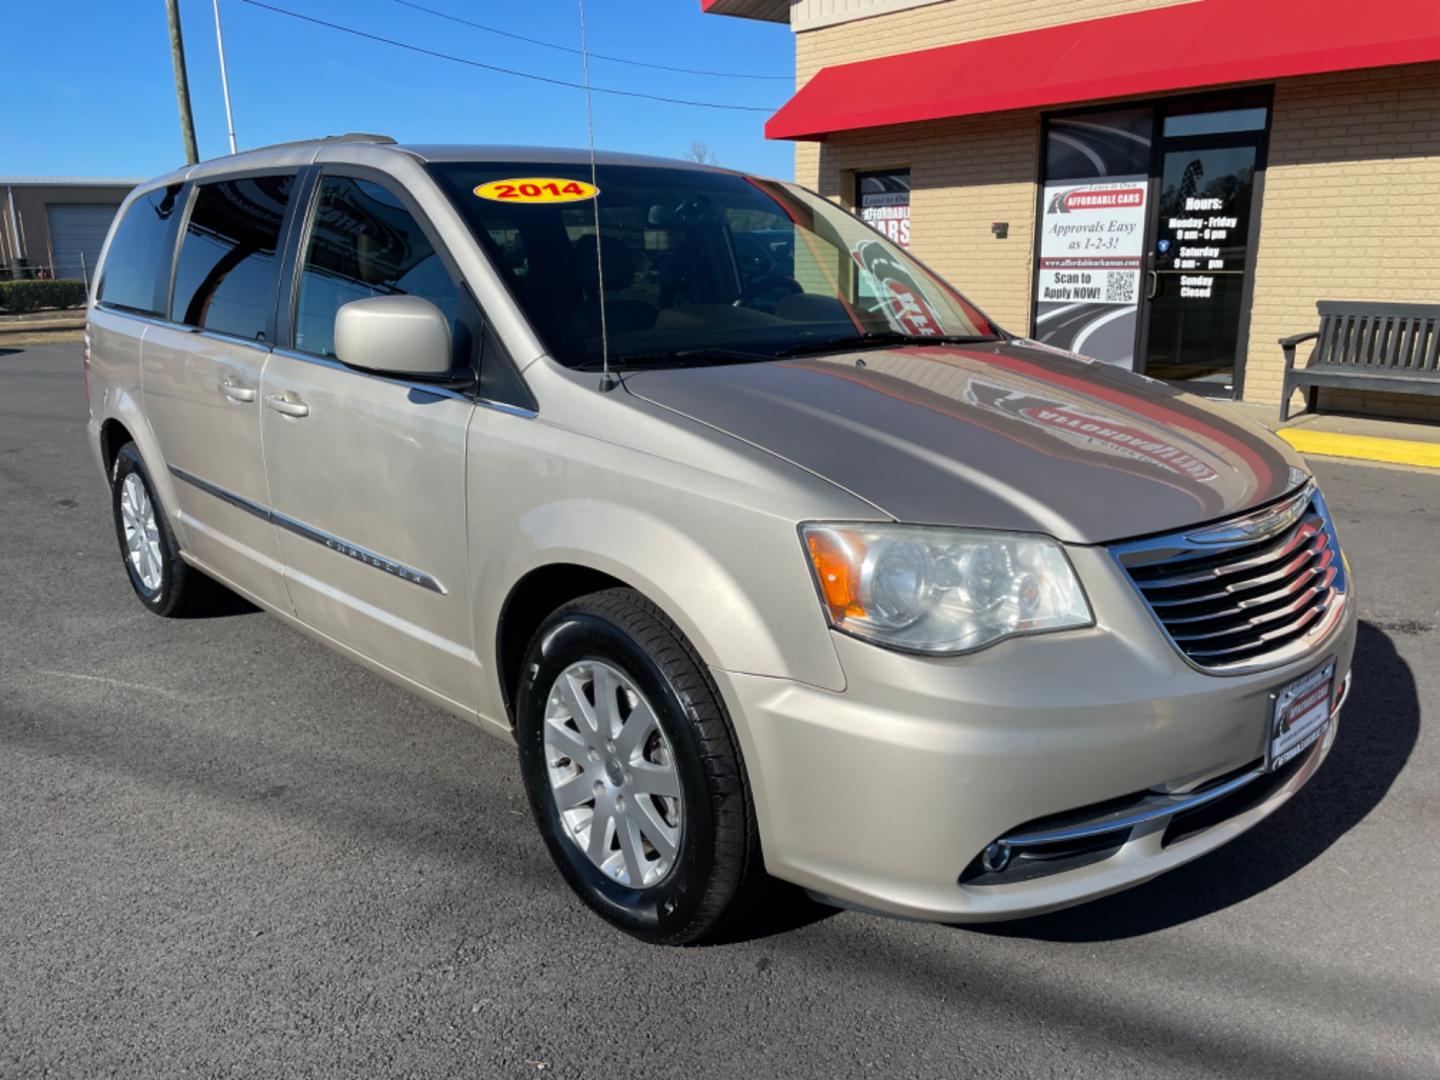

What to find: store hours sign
left=1156, top=194, right=1242, bottom=301
left=1033, top=178, right=1148, bottom=369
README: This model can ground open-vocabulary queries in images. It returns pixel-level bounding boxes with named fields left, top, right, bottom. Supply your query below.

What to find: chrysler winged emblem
left=1185, top=485, right=1312, bottom=545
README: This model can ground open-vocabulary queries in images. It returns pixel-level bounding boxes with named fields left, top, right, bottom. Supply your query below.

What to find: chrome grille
left=1111, top=485, right=1347, bottom=673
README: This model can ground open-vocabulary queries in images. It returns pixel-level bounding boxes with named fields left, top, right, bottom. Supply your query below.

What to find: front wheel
left=515, top=588, right=764, bottom=944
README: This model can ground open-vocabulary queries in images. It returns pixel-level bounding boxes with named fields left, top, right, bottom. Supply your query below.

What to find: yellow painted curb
left=1278, top=428, right=1440, bottom=470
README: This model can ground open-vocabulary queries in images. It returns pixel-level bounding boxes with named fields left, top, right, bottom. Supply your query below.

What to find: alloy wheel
left=120, top=472, right=163, bottom=592
left=543, top=660, right=683, bottom=888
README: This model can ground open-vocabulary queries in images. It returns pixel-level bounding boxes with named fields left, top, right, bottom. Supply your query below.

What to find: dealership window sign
left=1031, top=108, right=1154, bottom=371
left=1035, top=178, right=1147, bottom=369
left=858, top=169, right=910, bottom=248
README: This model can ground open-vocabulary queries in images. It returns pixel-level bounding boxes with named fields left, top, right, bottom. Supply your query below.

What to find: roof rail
left=238, top=132, right=398, bottom=154
left=321, top=132, right=397, bottom=145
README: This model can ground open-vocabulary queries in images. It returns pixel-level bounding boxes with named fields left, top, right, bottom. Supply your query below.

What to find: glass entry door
left=1140, top=135, right=1263, bottom=391
left=1033, top=93, right=1271, bottom=395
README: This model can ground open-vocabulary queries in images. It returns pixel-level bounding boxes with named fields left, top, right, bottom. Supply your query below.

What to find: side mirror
left=333, top=295, right=452, bottom=377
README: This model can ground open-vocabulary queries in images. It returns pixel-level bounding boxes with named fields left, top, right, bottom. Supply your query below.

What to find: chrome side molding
left=167, top=465, right=446, bottom=594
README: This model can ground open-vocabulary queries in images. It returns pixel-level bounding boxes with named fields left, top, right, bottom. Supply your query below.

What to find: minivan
left=86, top=134, right=1354, bottom=943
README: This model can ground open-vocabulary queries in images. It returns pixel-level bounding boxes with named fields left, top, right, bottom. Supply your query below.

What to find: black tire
left=109, top=442, right=214, bottom=617
left=515, top=587, right=764, bottom=945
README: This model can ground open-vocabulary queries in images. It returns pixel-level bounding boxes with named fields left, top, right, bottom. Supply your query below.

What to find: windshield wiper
left=776, top=331, right=1000, bottom=357
left=581, top=347, right=777, bottom=370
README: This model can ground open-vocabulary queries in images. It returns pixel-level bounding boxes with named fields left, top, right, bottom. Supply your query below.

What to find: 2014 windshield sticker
left=473, top=178, right=599, bottom=204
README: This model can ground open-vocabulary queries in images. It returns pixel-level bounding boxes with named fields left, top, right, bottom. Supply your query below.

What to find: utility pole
left=165, top=0, right=200, bottom=164
left=212, top=0, right=238, bottom=154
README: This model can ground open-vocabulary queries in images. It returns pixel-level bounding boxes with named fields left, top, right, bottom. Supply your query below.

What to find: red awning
left=767, top=0, right=1440, bottom=140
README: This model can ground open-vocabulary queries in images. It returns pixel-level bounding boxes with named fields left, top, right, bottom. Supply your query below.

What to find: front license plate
left=1266, top=657, right=1336, bottom=771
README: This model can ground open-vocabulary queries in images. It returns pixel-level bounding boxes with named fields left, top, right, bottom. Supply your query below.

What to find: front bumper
left=714, top=544, right=1358, bottom=923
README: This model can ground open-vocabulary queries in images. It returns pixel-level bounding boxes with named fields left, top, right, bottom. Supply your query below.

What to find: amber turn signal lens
left=806, top=530, right=866, bottom=620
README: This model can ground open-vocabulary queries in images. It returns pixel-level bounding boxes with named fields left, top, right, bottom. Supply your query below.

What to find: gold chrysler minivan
left=86, top=135, right=1355, bottom=943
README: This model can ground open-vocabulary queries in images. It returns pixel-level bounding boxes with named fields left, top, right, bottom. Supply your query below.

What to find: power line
left=392, top=0, right=791, bottom=82
left=239, top=0, right=777, bottom=112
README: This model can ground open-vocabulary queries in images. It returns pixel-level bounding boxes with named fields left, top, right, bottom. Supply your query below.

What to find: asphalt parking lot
left=2, top=339, right=1438, bottom=1079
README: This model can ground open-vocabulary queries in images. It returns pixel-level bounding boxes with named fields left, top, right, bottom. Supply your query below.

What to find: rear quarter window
left=96, top=184, right=184, bottom=316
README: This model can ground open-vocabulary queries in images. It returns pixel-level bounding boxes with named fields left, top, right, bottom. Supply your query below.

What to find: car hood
left=621, top=341, right=1309, bottom=544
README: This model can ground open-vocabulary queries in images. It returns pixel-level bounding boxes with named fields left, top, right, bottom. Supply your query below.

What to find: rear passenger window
left=172, top=175, right=295, bottom=341
left=293, top=175, right=461, bottom=362
left=97, top=184, right=183, bottom=316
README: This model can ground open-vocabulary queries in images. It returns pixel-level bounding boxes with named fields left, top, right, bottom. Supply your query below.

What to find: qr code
left=1106, top=271, right=1136, bottom=303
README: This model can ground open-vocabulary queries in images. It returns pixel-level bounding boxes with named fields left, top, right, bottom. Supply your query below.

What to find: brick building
left=703, top=0, right=1440, bottom=420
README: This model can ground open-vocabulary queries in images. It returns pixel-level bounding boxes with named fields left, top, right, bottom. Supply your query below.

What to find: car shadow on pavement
left=966, top=620, right=1418, bottom=942
left=181, top=584, right=262, bottom=619
left=705, top=881, right=839, bottom=945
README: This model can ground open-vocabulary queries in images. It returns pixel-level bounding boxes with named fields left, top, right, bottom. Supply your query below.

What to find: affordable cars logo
left=964, top=379, right=1219, bottom=482
left=850, top=240, right=945, bottom=337
left=1047, top=187, right=1147, bottom=214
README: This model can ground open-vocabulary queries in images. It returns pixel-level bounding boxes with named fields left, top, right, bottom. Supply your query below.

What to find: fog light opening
left=981, top=841, right=1012, bottom=874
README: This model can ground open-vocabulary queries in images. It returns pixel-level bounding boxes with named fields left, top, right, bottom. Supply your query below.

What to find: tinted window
left=97, top=184, right=183, bottom=315
left=1045, top=108, right=1155, bottom=181
left=1163, top=107, right=1268, bottom=138
left=294, top=175, right=461, bottom=362
left=172, top=175, right=294, bottom=340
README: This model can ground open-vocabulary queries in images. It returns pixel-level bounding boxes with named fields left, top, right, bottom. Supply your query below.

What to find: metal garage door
left=46, top=204, right=119, bottom=283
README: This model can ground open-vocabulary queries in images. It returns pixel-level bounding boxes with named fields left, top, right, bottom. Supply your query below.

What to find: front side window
left=429, top=163, right=994, bottom=370
left=172, top=175, right=295, bottom=340
left=97, top=183, right=183, bottom=315
left=293, top=175, right=462, bottom=363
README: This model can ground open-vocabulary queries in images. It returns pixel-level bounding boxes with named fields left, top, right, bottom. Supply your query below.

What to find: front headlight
left=801, top=523, right=1093, bottom=654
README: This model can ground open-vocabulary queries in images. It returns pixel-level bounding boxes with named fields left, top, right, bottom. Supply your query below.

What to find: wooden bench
left=1279, top=301, right=1440, bottom=421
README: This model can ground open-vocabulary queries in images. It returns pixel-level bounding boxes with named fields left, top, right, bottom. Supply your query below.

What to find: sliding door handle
left=218, top=377, right=256, bottom=403
left=266, top=393, right=310, bottom=418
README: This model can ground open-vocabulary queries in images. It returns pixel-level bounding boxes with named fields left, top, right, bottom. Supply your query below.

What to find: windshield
left=428, top=162, right=997, bottom=369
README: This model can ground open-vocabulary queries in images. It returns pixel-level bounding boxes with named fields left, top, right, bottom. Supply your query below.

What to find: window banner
left=1033, top=177, right=1148, bottom=370
left=858, top=170, right=910, bottom=248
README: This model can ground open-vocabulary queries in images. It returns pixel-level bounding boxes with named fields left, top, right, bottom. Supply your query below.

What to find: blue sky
left=3, top=0, right=795, bottom=180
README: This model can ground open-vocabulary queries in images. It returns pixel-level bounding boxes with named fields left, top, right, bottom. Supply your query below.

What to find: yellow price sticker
left=473, top=178, right=599, bottom=204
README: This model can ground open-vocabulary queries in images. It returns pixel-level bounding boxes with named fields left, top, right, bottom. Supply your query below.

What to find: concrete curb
left=1278, top=428, right=1440, bottom=471
left=0, top=316, right=86, bottom=333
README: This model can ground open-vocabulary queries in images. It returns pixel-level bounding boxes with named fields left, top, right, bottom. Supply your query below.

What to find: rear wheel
left=109, top=443, right=215, bottom=617
left=515, top=588, right=763, bottom=944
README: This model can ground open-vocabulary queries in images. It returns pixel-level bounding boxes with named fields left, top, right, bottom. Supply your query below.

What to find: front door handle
left=219, top=377, right=256, bottom=403
left=266, top=393, right=310, bottom=418
left=1147, top=270, right=1160, bottom=300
